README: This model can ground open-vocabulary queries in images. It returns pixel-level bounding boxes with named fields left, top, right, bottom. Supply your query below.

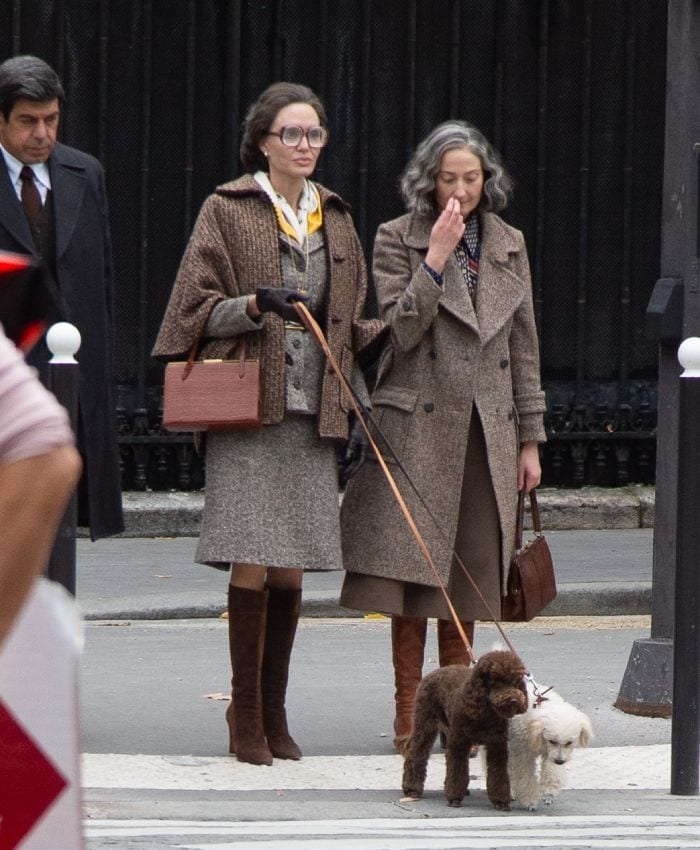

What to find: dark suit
left=0, top=141, right=123, bottom=538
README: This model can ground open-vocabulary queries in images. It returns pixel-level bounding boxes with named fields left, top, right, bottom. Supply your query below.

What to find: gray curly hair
left=400, top=120, right=513, bottom=216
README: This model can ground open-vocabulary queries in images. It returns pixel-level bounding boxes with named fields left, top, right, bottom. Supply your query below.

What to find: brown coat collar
left=402, top=210, right=527, bottom=343
left=214, top=173, right=350, bottom=211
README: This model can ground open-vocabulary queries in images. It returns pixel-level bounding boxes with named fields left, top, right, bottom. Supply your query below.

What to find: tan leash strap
left=295, top=302, right=503, bottom=663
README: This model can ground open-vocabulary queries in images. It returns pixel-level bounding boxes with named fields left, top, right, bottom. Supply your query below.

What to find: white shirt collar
left=0, top=143, right=52, bottom=201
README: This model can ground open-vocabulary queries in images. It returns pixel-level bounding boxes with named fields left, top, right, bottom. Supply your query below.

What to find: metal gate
left=0, top=0, right=667, bottom=489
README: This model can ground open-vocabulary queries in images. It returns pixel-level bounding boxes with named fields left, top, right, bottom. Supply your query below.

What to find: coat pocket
left=368, top=386, right=418, bottom=463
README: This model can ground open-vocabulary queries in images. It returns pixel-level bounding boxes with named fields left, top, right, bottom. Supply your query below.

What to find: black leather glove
left=255, top=287, right=310, bottom=322
left=338, top=412, right=369, bottom=488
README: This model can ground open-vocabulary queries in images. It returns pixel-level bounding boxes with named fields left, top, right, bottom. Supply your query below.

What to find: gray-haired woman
left=340, top=120, right=546, bottom=753
left=154, top=82, right=381, bottom=765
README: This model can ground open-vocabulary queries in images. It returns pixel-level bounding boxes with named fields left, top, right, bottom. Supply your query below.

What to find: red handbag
left=501, top=489, right=557, bottom=621
left=162, top=340, right=262, bottom=432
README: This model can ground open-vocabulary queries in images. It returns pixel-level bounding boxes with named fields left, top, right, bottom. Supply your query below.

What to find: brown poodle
left=402, top=650, right=528, bottom=809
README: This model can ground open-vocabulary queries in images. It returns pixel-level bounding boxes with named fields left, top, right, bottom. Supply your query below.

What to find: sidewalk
left=107, top=484, right=657, bottom=538
left=75, top=486, right=656, bottom=620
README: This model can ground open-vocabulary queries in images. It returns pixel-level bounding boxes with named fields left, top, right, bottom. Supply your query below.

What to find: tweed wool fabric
left=340, top=411, right=501, bottom=619
left=340, top=210, right=546, bottom=593
left=152, top=175, right=384, bottom=441
left=196, top=415, right=342, bottom=571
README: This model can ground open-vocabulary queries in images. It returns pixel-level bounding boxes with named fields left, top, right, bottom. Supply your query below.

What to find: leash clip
left=525, top=672, right=552, bottom=709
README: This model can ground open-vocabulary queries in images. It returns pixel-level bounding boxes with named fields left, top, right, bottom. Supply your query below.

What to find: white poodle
left=506, top=677, right=593, bottom=810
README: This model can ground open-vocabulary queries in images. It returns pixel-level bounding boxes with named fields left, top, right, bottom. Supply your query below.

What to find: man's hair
left=0, top=55, right=65, bottom=120
left=239, top=81, right=327, bottom=173
left=400, top=120, right=513, bottom=216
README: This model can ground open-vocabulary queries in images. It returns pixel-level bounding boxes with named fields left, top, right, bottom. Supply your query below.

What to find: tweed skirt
left=339, top=414, right=502, bottom=620
left=195, top=414, right=343, bottom=571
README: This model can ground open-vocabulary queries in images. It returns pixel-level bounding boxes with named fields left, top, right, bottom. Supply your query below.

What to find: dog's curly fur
left=401, top=650, right=528, bottom=809
left=506, top=680, right=593, bottom=810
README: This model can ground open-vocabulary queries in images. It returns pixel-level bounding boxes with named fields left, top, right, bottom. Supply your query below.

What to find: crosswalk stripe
left=83, top=815, right=700, bottom=849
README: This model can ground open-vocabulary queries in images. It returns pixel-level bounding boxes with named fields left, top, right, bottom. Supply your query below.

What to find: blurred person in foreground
left=0, top=315, right=81, bottom=648
left=340, top=120, right=546, bottom=753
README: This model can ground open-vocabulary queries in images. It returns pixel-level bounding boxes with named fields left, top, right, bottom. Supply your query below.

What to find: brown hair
left=239, top=82, right=327, bottom=173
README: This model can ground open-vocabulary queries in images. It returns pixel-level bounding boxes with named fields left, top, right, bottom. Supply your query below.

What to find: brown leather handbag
left=501, top=489, right=557, bottom=621
left=162, top=339, right=262, bottom=432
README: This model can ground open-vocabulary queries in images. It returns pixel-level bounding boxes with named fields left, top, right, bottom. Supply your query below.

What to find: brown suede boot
left=226, top=586, right=273, bottom=765
left=437, top=618, right=474, bottom=667
left=261, top=586, right=303, bottom=760
left=391, top=615, right=427, bottom=754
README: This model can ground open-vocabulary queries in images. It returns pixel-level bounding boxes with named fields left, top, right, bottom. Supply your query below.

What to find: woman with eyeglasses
left=154, top=82, right=382, bottom=765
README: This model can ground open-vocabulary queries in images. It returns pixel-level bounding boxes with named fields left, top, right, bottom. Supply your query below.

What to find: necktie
left=20, top=165, right=42, bottom=220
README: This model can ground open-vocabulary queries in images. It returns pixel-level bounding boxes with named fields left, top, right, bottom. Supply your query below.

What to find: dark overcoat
left=0, top=142, right=124, bottom=538
left=340, top=210, right=546, bottom=594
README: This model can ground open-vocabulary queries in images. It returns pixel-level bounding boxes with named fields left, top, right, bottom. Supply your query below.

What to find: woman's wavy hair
left=240, top=82, right=327, bottom=173
left=400, top=120, right=513, bottom=216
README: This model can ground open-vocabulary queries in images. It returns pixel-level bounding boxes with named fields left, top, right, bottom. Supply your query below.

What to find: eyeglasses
left=267, top=125, right=328, bottom=148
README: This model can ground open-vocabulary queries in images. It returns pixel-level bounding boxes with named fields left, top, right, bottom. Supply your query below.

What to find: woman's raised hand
left=425, top=197, right=466, bottom=274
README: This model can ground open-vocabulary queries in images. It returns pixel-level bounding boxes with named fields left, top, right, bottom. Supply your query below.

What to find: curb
left=81, top=582, right=652, bottom=621
left=79, top=485, right=656, bottom=539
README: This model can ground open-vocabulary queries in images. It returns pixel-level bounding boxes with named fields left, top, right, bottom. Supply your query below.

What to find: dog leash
left=294, top=302, right=522, bottom=664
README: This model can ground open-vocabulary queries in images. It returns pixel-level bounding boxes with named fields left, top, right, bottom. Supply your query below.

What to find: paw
left=493, top=800, right=511, bottom=811
left=402, top=787, right=423, bottom=800
left=447, top=798, right=463, bottom=807
left=542, top=794, right=554, bottom=806
left=527, top=803, right=539, bottom=811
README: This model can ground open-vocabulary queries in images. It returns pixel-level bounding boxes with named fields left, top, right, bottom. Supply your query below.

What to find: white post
left=45, top=322, right=81, bottom=595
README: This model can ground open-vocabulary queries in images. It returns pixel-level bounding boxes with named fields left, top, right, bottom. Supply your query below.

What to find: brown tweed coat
left=152, top=174, right=383, bottom=440
left=340, top=210, right=546, bottom=593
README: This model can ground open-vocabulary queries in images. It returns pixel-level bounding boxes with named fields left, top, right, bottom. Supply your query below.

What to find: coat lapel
left=403, top=213, right=480, bottom=334
left=0, top=155, right=38, bottom=257
left=475, top=212, right=526, bottom=345
left=48, top=144, right=87, bottom=260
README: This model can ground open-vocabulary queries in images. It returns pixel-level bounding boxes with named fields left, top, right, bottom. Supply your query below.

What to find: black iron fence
left=1, top=0, right=667, bottom=489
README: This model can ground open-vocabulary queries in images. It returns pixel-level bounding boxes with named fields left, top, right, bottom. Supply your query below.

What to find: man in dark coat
left=0, top=55, right=123, bottom=538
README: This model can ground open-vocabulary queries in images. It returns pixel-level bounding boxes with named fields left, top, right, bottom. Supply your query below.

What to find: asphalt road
left=80, top=616, right=668, bottom=757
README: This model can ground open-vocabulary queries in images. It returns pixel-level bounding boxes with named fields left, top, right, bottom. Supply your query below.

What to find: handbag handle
left=515, top=489, right=543, bottom=552
left=182, top=336, right=247, bottom=381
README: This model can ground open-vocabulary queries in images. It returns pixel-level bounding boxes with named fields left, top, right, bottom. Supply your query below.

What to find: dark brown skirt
left=339, top=412, right=502, bottom=620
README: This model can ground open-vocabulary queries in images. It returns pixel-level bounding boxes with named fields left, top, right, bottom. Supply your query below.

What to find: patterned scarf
left=254, top=171, right=323, bottom=244
left=454, top=214, right=480, bottom=302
